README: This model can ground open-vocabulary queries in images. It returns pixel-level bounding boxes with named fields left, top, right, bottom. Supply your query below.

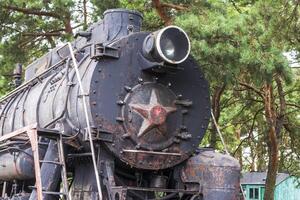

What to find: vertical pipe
left=67, top=43, right=103, bottom=200
left=1, top=181, right=7, bottom=198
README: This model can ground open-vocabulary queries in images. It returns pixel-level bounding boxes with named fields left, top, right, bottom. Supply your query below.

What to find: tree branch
left=1, top=5, right=60, bottom=18
left=229, top=0, right=242, bottom=13
left=152, top=0, right=173, bottom=25
left=239, top=81, right=264, bottom=98
left=286, top=103, right=300, bottom=109
left=161, top=3, right=188, bottom=11
left=22, top=32, right=62, bottom=37
left=233, top=107, right=264, bottom=157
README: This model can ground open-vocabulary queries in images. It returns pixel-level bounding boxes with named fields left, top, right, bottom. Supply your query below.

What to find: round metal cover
left=122, top=82, right=179, bottom=150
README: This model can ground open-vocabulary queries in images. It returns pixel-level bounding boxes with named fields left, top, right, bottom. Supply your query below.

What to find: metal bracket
left=91, top=43, right=119, bottom=60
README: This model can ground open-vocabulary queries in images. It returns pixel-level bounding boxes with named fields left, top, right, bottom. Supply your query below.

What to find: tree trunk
left=83, top=0, right=88, bottom=29
left=152, top=0, right=172, bottom=25
left=256, top=134, right=266, bottom=171
left=263, top=83, right=279, bottom=200
left=235, top=127, right=243, bottom=167
left=63, top=14, right=73, bottom=34
left=210, top=83, right=226, bottom=148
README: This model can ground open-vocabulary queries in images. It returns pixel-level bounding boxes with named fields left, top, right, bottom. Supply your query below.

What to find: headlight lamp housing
left=143, top=26, right=191, bottom=64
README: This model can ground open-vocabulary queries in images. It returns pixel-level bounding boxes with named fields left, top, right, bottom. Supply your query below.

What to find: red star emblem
left=129, top=90, right=177, bottom=137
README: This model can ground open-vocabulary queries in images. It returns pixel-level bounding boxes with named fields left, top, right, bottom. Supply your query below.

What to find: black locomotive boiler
left=0, top=9, right=240, bottom=200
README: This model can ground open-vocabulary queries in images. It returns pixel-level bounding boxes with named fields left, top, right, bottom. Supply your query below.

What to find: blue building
left=241, top=172, right=300, bottom=200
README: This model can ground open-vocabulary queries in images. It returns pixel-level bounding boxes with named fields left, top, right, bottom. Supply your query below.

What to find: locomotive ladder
left=0, top=123, right=71, bottom=200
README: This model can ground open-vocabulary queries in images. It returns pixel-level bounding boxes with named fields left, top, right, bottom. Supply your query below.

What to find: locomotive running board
left=0, top=124, right=70, bottom=200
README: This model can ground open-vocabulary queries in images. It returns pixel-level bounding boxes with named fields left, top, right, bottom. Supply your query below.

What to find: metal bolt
left=138, top=77, right=143, bottom=84
left=116, top=117, right=124, bottom=122
left=124, top=86, right=132, bottom=92
left=117, top=100, right=125, bottom=106
left=177, top=94, right=183, bottom=99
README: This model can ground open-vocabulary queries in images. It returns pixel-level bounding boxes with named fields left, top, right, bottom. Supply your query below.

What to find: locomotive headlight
left=143, top=26, right=191, bottom=64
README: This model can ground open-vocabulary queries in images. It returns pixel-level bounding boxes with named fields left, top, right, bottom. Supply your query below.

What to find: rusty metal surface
left=181, top=149, right=241, bottom=200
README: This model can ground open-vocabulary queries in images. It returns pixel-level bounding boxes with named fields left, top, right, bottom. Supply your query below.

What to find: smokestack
left=103, top=9, right=143, bottom=41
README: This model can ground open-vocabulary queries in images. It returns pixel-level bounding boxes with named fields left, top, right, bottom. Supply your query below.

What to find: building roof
left=241, top=172, right=290, bottom=185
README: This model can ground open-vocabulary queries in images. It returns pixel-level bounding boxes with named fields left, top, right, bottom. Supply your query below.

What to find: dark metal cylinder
left=181, top=149, right=241, bottom=200
left=103, top=9, right=143, bottom=41
left=0, top=147, right=46, bottom=181
left=0, top=151, right=33, bottom=181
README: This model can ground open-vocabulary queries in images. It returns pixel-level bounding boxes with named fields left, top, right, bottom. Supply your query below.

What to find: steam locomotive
left=0, top=9, right=240, bottom=200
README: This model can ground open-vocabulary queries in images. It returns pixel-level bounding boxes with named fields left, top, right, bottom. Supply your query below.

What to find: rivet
left=138, top=77, right=143, bottom=84
left=124, top=86, right=132, bottom=92
left=117, top=100, right=125, bottom=105
left=116, top=117, right=124, bottom=122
